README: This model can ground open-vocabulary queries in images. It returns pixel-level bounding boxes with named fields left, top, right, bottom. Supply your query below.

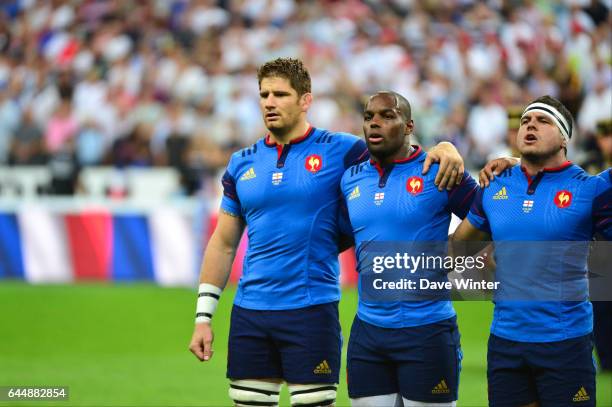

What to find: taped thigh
left=288, top=383, right=337, bottom=406
left=228, top=379, right=281, bottom=406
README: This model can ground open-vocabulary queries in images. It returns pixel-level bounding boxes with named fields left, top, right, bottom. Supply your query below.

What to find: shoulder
left=497, top=164, right=521, bottom=180
left=566, top=165, right=602, bottom=189
left=313, top=129, right=362, bottom=150
left=598, top=168, right=611, bottom=186
left=411, top=151, right=441, bottom=182
left=232, top=139, right=263, bottom=160
left=591, top=172, right=612, bottom=196
left=341, top=161, right=369, bottom=185
left=315, top=130, right=360, bottom=144
left=226, top=139, right=264, bottom=174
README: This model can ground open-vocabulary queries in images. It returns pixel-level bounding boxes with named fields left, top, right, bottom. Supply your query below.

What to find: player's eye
left=260, top=92, right=269, bottom=98
left=364, top=115, right=372, bottom=121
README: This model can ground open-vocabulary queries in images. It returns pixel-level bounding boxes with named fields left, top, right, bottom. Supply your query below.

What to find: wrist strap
left=195, top=283, right=222, bottom=324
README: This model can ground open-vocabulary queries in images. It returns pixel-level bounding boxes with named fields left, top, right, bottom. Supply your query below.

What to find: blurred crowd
left=0, top=0, right=610, bottom=195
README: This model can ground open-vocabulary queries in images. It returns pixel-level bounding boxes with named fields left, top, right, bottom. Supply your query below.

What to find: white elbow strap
left=288, top=383, right=337, bottom=406
left=228, top=380, right=281, bottom=406
left=195, top=283, right=222, bottom=323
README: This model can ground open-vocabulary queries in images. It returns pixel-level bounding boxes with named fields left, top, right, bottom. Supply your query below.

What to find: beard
left=520, top=144, right=564, bottom=164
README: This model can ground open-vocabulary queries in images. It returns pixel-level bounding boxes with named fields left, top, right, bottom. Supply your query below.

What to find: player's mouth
left=266, top=112, right=280, bottom=121
left=367, top=133, right=385, bottom=144
left=523, top=133, right=538, bottom=144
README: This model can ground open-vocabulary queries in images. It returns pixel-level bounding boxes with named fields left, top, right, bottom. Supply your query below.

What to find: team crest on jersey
left=374, top=192, right=385, bottom=205
left=406, top=176, right=424, bottom=195
left=522, top=199, right=534, bottom=213
left=554, top=190, right=572, bottom=208
left=271, top=172, right=283, bottom=185
left=305, top=154, right=322, bottom=173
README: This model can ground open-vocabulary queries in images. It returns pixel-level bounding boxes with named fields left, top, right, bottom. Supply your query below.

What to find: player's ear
left=560, top=134, right=567, bottom=149
left=300, top=93, right=313, bottom=112
left=405, top=119, right=414, bottom=135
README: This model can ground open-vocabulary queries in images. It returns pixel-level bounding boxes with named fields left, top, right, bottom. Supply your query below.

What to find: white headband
left=521, top=102, right=572, bottom=140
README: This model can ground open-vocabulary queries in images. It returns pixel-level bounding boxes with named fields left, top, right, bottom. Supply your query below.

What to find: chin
left=265, top=122, right=284, bottom=131
left=366, top=144, right=386, bottom=155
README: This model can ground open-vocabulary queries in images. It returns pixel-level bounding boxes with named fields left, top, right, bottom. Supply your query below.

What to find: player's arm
left=449, top=218, right=491, bottom=259
left=338, top=138, right=367, bottom=252
left=336, top=188, right=355, bottom=252
left=451, top=218, right=491, bottom=242
left=479, top=156, right=521, bottom=188
left=449, top=185, right=491, bottom=256
left=189, top=164, right=245, bottom=362
left=189, top=211, right=245, bottom=362
left=422, top=141, right=464, bottom=191
left=337, top=212, right=355, bottom=253
left=200, top=211, right=245, bottom=287
left=592, top=179, right=612, bottom=240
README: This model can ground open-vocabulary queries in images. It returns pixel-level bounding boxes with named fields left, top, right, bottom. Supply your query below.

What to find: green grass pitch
left=0, top=282, right=610, bottom=406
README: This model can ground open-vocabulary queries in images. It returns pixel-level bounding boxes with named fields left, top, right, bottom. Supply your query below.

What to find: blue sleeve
left=466, top=187, right=491, bottom=234
left=220, top=166, right=242, bottom=216
left=593, top=179, right=612, bottom=240
left=337, top=197, right=353, bottom=236
left=343, top=139, right=369, bottom=169
left=598, top=168, right=611, bottom=185
left=337, top=173, right=353, bottom=236
left=446, top=171, right=478, bottom=219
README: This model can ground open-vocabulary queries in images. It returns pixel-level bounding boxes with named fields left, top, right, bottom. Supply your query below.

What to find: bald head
left=368, top=91, right=412, bottom=122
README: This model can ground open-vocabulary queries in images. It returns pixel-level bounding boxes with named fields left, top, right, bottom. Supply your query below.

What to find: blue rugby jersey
left=340, top=146, right=478, bottom=328
left=220, top=127, right=368, bottom=310
left=467, top=162, right=612, bottom=342
left=600, top=168, right=611, bottom=185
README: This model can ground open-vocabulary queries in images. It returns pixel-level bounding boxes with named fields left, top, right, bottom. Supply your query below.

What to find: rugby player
left=187, top=58, right=465, bottom=407
left=340, top=91, right=478, bottom=407
left=452, top=95, right=612, bottom=407
left=593, top=119, right=612, bottom=372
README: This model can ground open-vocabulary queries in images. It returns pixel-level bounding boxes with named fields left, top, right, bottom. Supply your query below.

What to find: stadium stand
left=0, top=0, right=609, bottom=199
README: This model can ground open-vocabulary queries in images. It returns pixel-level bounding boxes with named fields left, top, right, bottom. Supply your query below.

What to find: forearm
left=449, top=220, right=490, bottom=257
left=194, top=231, right=241, bottom=324
left=198, top=237, right=238, bottom=289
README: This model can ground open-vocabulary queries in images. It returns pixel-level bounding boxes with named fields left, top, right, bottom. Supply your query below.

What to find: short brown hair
left=257, top=58, right=311, bottom=96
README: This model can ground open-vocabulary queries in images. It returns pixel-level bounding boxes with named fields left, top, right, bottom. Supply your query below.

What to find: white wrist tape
left=195, top=283, right=222, bottom=324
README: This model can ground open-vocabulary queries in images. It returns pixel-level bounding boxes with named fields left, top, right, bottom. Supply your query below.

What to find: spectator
left=110, top=122, right=154, bottom=168
left=0, top=0, right=609, bottom=196
left=466, top=86, right=508, bottom=166
left=9, top=107, right=47, bottom=165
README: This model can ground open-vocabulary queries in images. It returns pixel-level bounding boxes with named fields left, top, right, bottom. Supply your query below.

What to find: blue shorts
left=227, top=302, right=341, bottom=384
left=488, top=333, right=596, bottom=407
left=347, top=315, right=461, bottom=402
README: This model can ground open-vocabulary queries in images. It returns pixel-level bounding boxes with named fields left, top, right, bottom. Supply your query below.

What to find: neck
left=372, top=144, right=413, bottom=167
left=268, top=120, right=311, bottom=145
left=521, top=151, right=568, bottom=175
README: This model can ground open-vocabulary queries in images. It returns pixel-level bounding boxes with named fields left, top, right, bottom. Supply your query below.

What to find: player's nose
left=369, top=115, right=382, bottom=128
left=263, top=95, right=276, bottom=108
